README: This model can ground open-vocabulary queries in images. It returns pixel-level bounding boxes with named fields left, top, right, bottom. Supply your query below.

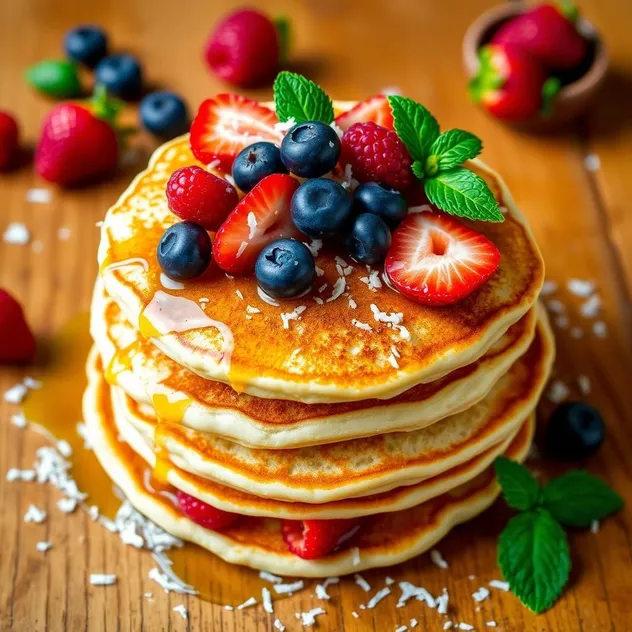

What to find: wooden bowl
left=462, top=2, right=608, bottom=130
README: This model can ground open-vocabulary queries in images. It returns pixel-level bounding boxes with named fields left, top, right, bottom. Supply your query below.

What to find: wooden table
left=1, top=0, right=632, bottom=630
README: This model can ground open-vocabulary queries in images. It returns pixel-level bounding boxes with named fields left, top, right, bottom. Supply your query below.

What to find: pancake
left=92, top=278, right=537, bottom=448
left=83, top=347, right=532, bottom=577
left=108, top=308, right=553, bottom=503
left=98, top=101, right=544, bottom=404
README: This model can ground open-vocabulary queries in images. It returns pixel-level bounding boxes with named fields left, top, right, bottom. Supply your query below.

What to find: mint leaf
left=429, top=130, right=483, bottom=172
left=542, top=471, right=624, bottom=527
left=273, top=71, right=333, bottom=124
left=411, top=161, right=425, bottom=180
left=388, top=95, right=439, bottom=163
left=424, top=167, right=504, bottom=222
left=498, top=508, right=570, bottom=614
left=273, top=17, right=292, bottom=65
left=494, top=457, right=541, bottom=512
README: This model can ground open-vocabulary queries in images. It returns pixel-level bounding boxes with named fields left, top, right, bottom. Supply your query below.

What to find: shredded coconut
left=352, top=547, right=361, bottom=566
left=580, top=294, right=601, bottom=319
left=546, top=299, right=566, bottom=314
left=280, top=305, right=306, bottom=329
left=548, top=380, right=570, bottom=403
left=259, top=570, right=283, bottom=584
left=352, top=319, right=372, bottom=332
left=473, top=586, right=490, bottom=602
left=487, top=622, right=498, bottom=628
left=591, top=519, right=600, bottom=534
left=58, top=227, right=71, bottom=240
left=235, top=289, right=244, bottom=300
left=359, top=270, right=383, bottom=292
left=570, top=326, right=584, bottom=339
left=385, top=576, right=395, bottom=586
left=236, top=596, right=257, bottom=609
left=567, top=279, right=595, bottom=298
left=56, top=440, right=72, bottom=458
left=489, top=579, right=510, bottom=591
left=592, top=320, right=608, bottom=338
left=36, top=541, right=52, bottom=552
left=410, top=619, right=418, bottom=628
left=365, top=587, right=391, bottom=609
left=172, top=605, right=188, bottom=620
left=26, top=188, right=52, bottom=204
left=57, top=497, right=78, bottom=513
left=584, top=153, right=600, bottom=172
left=11, top=412, right=27, bottom=428
left=578, top=374, right=591, bottom=394
left=274, top=117, right=296, bottom=133
left=3, top=222, right=30, bottom=245
left=326, top=277, right=346, bottom=302
left=273, top=619, right=286, bottom=631
left=299, top=608, right=326, bottom=627
left=459, top=624, right=475, bottom=631
left=4, top=383, right=28, bottom=404
left=540, top=280, right=558, bottom=296
left=436, top=589, right=449, bottom=614
left=90, top=574, right=117, bottom=586
left=24, top=505, right=46, bottom=523
left=307, top=239, right=323, bottom=257
left=76, top=422, right=93, bottom=450
left=355, top=574, right=371, bottom=592
left=262, top=587, right=273, bottom=614
left=273, top=580, right=304, bottom=595
left=430, top=549, right=449, bottom=569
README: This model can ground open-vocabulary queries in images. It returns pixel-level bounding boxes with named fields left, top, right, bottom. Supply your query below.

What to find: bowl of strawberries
left=463, top=1, right=607, bottom=129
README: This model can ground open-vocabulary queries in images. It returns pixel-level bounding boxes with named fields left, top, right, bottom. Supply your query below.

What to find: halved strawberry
left=334, top=95, right=394, bottom=132
left=385, top=211, right=501, bottom=306
left=189, top=94, right=283, bottom=172
left=281, top=518, right=360, bottom=560
left=176, top=490, right=238, bottom=530
left=213, top=173, right=301, bottom=275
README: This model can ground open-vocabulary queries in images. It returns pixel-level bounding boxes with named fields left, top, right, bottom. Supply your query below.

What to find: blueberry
left=232, top=142, right=287, bottom=192
left=353, top=182, right=407, bottom=229
left=157, top=222, right=212, bottom=280
left=291, top=179, right=352, bottom=238
left=255, top=238, right=315, bottom=299
left=546, top=402, right=605, bottom=460
left=345, top=213, right=391, bottom=264
left=280, top=121, right=341, bottom=178
left=140, top=91, right=190, bottom=139
left=64, top=25, right=108, bottom=68
left=95, top=54, right=143, bottom=100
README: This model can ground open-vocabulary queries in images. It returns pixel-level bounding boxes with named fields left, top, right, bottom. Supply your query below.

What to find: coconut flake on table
left=57, top=497, right=78, bottom=513
left=459, top=624, right=475, bottom=631
left=396, top=581, right=435, bottom=608
left=443, top=623, right=453, bottom=631
left=396, top=626, right=408, bottom=632
left=315, top=577, right=339, bottom=600
left=11, top=412, right=27, bottom=428
left=31, top=240, right=44, bottom=253
left=584, top=153, right=601, bottom=172
left=56, top=440, right=72, bottom=458
left=555, top=315, right=569, bottom=330
left=76, top=422, right=93, bottom=450
left=591, top=519, right=600, bottom=533
left=36, top=541, right=52, bottom=552
left=436, top=589, right=449, bottom=614
left=472, top=586, right=490, bottom=602
left=548, top=380, right=570, bottom=403
left=570, top=326, right=584, bottom=339
left=355, top=574, right=371, bottom=592
left=3, top=222, right=30, bottom=245
left=273, top=619, right=286, bottom=631
left=489, top=579, right=510, bottom=591
left=540, top=280, right=559, bottom=297
left=546, top=298, right=566, bottom=314
left=261, top=587, right=274, bottom=614
left=567, top=279, right=596, bottom=298
left=409, top=619, right=419, bottom=628
left=273, top=580, right=304, bottom=595
left=430, top=549, right=449, bottom=569
left=173, top=604, right=188, bottom=620
left=24, top=504, right=47, bottom=523
left=90, top=574, right=117, bottom=586
left=298, top=608, right=326, bottom=627
left=6, top=468, right=36, bottom=482
left=236, top=596, right=258, bottom=610
left=365, top=587, right=391, bottom=609
left=385, top=576, right=395, bottom=586
left=4, top=382, right=29, bottom=404
left=352, top=547, right=361, bottom=566
left=580, top=294, right=602, bottom=319
left=26, top=188, right=52, bottom=204
left=592, top=320, right=608, bottom=338
left=58, top=227, right=71, bottom=240
left=487, top=622, right=498, bottom=627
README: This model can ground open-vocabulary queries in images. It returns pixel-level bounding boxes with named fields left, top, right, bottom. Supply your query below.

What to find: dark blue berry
left=140, top=91, right=190, bottom=139
left=64, top=25, right=108, bottom=68
left=345, top=213, right=391, bottom=264
left=255, top=238, right=315, bottom=299
left=546, top=402, right=605, bottom=460
left=95, top=54, right=143, bottom=100
left=232, top=142, right=287, bottom=192
left=353, top=182, right=407, bottom=228
left=157, top=222, right=212, bottom=280
left=280, top=121, right=341, bottom=178
left=291, top=179, right=352, bottom=238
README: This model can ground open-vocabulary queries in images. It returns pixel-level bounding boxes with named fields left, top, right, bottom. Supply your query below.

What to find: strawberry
left=189, top=94, right=282, bottom=172
left=334, top=95, right=394, bottom=132
left=213, top=173, right=300, bottom=275
left=281, top=518, right=360, bottom=560
left=0, top=112, right=19, bottom=171
left=385, top=211, right=501, bottom=306
left=491, top=3, right=587, bottom=70
left=0, top=289, right=36, bottom=364
left=176, top=490, right=238, bottom=530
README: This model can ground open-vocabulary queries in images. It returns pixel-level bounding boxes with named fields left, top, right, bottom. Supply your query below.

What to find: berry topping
left=334, top=94, right=394, bottom=132
left=546, top=402, right=605, bottom=460
left=281, top=518, right=360, bottom=560
left=213, top=173, right=300, bottom=275
left=345, top=213, right=392, bottom=265
left=291, top=178, right=352, bottom=238
left=95, top=54, right=143, bottom=100
left=140, top=91, right=190, bottom=139
left=26, top=60, right=82, bottom=99
left=166, top=166, right=238, bottom=231
left=0, top=289, right=36, bottom=365
left=190, top=94, right=282, bottom=172
left=64, top=25, right=109, bottom=68
left=385, top=211, right=501, bottom=306
left=0, top=112, right=19, bottom=171
left=176, top=490, right=238, bottom=530
left=280, top=121, right=341, bottom=178
left=232, top=141, right=287, bottom=193
left=255, top=238, right=315, bottom=299
left=157, top=222, right=212, bottom=281
left=353, top=182, right=407, bottom=229
left=341, top=121, right=413, bottom=191
left=204, top=8, right=281, bottom=88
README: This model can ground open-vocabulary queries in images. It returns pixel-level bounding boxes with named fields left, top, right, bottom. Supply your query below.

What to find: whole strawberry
left=0, top=289, right=36, bottom=365
left=0, top=112, right=19, bottom=171
left=35, top=86, right=121, bottom=187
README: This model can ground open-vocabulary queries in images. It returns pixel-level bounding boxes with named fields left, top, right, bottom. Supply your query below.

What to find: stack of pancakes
left=84, top=103, right=553, bottom=577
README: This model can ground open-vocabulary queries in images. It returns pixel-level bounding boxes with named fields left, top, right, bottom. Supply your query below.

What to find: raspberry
left=166, top=166, right=238, bottom=231
left=281, top=518, right=360, bottom=560
left=0, top=289, right=36, bottom=365
left=176, top=490, right=238, bottom=530
left=341, top=121, right=413, bottom=191
left=0, top=112, right=19, bottom=171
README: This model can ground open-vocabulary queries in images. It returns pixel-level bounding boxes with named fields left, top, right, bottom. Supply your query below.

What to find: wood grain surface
left=1, top=0, right=632, bottom=630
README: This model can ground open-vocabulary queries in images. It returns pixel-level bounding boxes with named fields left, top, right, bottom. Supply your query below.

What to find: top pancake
left=98, top=101, right=544, bottom=404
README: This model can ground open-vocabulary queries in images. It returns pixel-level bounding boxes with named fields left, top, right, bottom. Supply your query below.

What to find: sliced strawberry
left=213, top=173, right=301, bottom=275
left=281, top=518, right=360, bottom=560
left=189, top=94, right=283, bottom=172
left=334, top=95, right=394, bottom=132
left=385, top=211, right=501, bottom=306
left=176, top=490, right=238, bottom=530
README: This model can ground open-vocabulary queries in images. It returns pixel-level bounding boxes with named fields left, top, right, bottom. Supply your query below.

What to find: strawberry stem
left=469, top=46, right=505, bottom=104
left=274, top=16, right=291, bottom=65
left=559, top=0, right=580, bottom=23
left=541, top=77, right=562, bottom=118
left=90, top=84, right=124, bottom=126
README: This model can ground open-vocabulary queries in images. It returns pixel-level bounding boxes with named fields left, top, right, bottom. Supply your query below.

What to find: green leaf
left=429, top=129, right=483, bottom=171
left=494, top=457, right=541, bottom=512
left=498, top=508, right=571, bottom=614
left=274, top=17, right=292, bottom=65
left=424, top=167, right=504, bottom=222
left=542, top=471, right=624, bottom=527
left=26, top=60, right=82, bottom=99
left=388, top=95, right=439, bottom=163
left=411, top=160, right=425, bottom=180
left=273, top=71, right=333, bottom=124
left=541, top=77, right=562, bottom=118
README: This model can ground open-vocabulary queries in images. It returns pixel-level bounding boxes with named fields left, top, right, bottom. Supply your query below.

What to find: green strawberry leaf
left=498, top=508, right=571, bottom=614
left=494, top=457, right=541, bottom=512
left=424, top=167, right=504, bottom=222
left=542, top=471, right=624, bottom=528
left=26, top=60, right=82, bottom=99
left=274, top=17, right=292, bottom=66
left=273, top=71, right=333, bottom=124
left=541, top=78, right=562, bottom=118
left=429, top=129, right=483, bottom=172
left=388, top=95, right=439, bottom=163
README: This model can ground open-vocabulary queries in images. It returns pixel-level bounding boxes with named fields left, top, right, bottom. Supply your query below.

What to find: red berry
left=281, top=518, right=360, bottom=560
left=335, top=95, right=394, bottom=132
left=176, top=490, right=238, bottom=530
left=0, top=289, right=36, bottom=365
left=0, top=112, right=19, bottom=171
left=166, top=166, right=238, bottom=231
left=204, top=9, right=280, bottom=87
left=341, top=121, right=413, bottom=191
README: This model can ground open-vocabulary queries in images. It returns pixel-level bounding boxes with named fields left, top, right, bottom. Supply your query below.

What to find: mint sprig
left=494, top=458, right=623, bottom=614
left=428, top=129, right=482, bottom=173
left=273, top=71, right=333, bottom=125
